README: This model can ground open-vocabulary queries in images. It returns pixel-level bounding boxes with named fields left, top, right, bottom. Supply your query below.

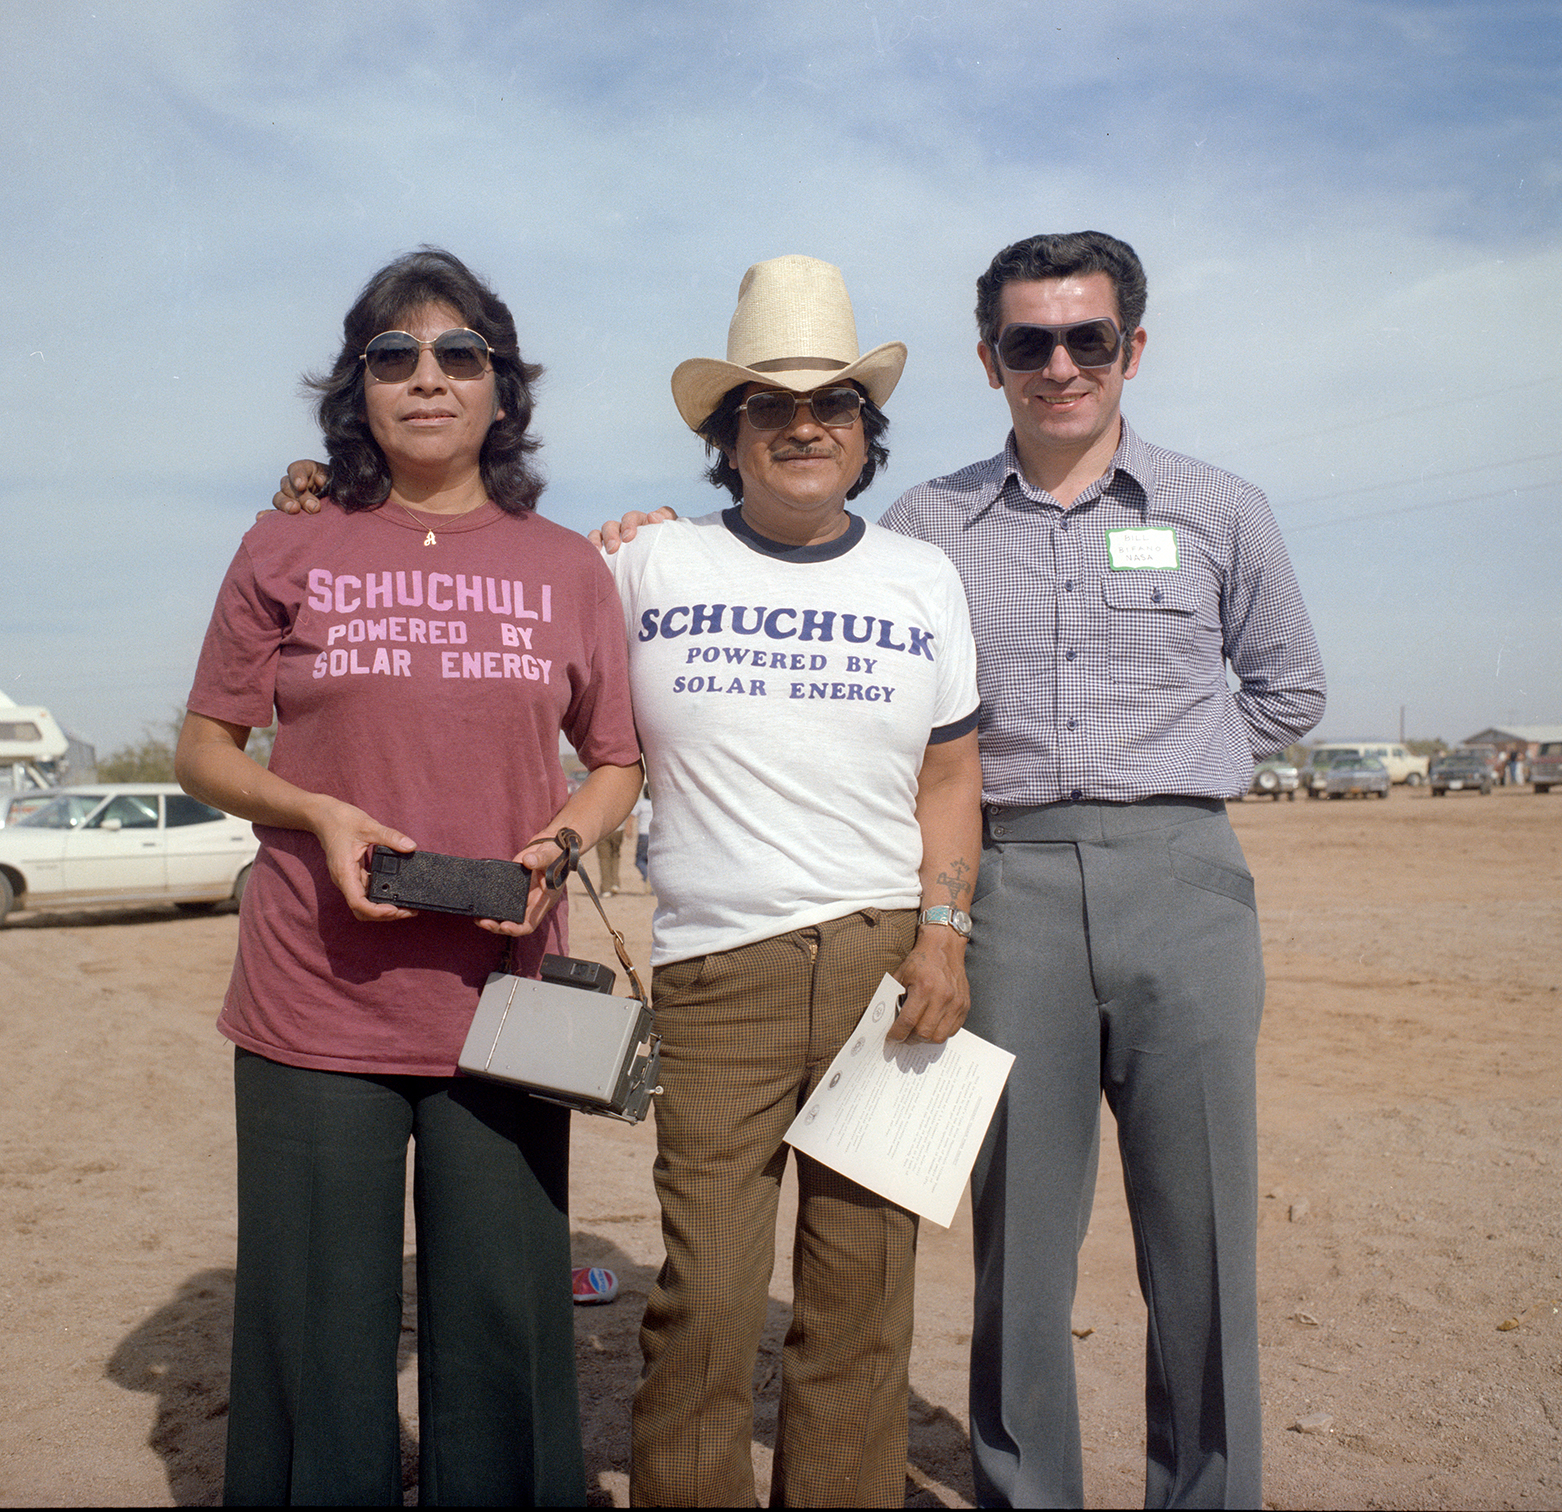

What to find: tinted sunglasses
left=995, top=318, right=1123, bottom=372
left=737, top=386, right=863, bottom=431
left=361, top=328, right=495, bottom=383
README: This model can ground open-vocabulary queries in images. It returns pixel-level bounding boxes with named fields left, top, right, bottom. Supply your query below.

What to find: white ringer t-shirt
left=605, top=508, right=980, bottom=965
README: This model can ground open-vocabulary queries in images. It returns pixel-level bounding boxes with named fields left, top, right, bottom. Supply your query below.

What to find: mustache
left=770, top=446, right=833, bottom=460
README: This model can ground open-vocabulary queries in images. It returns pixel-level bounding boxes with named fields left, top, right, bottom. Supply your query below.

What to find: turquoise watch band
left=918, top=905, right=972, bottom=938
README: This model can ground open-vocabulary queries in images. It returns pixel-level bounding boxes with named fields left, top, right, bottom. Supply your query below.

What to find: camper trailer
left=0, top=690, right=79, bottom=792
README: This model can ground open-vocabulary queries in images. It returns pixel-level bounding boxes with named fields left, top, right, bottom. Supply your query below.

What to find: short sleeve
left=560, top=552, right=641, bottom=772
left=928, top=556, right=981, bottom=740
left=186, top=542, right=289, bottom=730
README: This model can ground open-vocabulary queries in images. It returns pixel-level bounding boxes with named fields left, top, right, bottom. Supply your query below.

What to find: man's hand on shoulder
left=260, top=460, right=329, bottom=520
left=590, top=507, right=679, bottom=552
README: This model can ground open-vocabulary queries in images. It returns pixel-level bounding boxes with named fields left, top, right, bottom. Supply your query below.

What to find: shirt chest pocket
left=1101, top=574, right=1203, bottom=689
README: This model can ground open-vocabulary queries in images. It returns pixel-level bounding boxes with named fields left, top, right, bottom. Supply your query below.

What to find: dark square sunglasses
left=995, top=318, right=1123, bottom=372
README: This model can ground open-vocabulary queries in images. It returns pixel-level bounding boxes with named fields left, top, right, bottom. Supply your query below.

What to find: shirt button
left=1064, top=579, right=1075, bottom=591
left=1065, top=649, right=1076, bottom=661
left=1067, top=718, right=1078, bottom=730
left=1152, top=588, right=1164, bottom=604
left=1071, top=788, right=1083, bottom=801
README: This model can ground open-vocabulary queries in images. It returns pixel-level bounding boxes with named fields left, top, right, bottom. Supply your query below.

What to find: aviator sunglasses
left=995, top=318, right=1123, bottom=372
left=737, top=386, right=863, bottom=431
left=360, top=328, right=496, bottom=383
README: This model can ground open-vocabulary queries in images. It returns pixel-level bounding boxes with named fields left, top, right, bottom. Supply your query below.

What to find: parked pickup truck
left=1531, top=742, right=1562, bottom=794
left=1429, top=751, right=1496, bottom=796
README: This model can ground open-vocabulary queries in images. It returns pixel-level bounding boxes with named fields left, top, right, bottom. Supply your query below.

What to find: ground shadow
left=5, top=900, right=237, bottom=930
left=106, top=1259, right=419, bottom=1507
left=108, top=1241, right=971, bottom=1508
left=105, top=1266, right=234, bottom=1507
left=569, top=1228, right=975, bottom=1508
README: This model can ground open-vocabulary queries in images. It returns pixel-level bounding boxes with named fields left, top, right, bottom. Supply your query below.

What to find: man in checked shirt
left=876, top=230, right=1325, bottom=1509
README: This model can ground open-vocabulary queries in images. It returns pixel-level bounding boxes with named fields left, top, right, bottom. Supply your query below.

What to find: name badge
left=1106, top=527, right=1178, bottom=570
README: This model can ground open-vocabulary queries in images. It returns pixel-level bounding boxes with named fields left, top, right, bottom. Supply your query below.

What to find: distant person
left=595, top=819, right=625, bottom=894
left=631, top=783, right=652, bottom=886
left=178, top=248, right=642, bottom=1506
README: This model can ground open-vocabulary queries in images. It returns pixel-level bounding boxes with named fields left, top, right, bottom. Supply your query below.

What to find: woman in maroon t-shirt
left=178, top=249, right=641, bottom=1506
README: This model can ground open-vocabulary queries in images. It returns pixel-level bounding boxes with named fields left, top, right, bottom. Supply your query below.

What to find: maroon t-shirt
left=187, top=499, right=640, bottom=1076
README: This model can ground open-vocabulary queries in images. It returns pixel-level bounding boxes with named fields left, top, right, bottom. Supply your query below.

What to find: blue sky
left=3, top=0, right=1558, bottom=751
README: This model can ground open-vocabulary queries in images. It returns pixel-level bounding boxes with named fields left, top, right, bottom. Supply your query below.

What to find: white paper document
left=784, top=973, right=1015, bottom=1228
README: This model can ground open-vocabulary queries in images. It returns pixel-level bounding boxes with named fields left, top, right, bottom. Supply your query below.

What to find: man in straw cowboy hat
left=271, top=253, right=983, bottom=1506
left=609, top=253, right=982, bottom=1506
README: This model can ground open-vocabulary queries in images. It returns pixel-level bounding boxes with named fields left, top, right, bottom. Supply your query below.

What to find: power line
left=1284, top=478, right=1558, bottom=534
left=1211, top=373, right=1562, bottom=459
left=1279, top=449, right=1562, bottom=510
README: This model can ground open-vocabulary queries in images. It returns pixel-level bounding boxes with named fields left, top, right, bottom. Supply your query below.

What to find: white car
left=0, top=783, right=258, bottom=923
left=0, top=790, right=59, bottom=828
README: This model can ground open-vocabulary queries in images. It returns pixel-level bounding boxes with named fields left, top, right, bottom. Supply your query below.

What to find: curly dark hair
left=975, top=231, right=1148, bottom=372
left=304, top=247, right=546, bottom=513
left=696, top=382, right=890, bottom=504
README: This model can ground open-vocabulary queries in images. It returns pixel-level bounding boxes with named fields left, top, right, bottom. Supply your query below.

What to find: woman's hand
left=475, top=834, right=570, bottom=938
left=308, top=797, right=420, bottom=922
left=474, top=764, right=645, bottom=938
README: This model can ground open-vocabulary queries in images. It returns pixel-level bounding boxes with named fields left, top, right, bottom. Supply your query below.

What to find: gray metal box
left=459, top=972, right=660, bottom=1122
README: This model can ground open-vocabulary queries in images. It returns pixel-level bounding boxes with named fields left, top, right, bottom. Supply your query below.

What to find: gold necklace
left=391, top=500, right=440, bottom=546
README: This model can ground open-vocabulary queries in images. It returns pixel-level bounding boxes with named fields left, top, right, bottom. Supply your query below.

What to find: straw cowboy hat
left=670, top=255, right=907, bottom=431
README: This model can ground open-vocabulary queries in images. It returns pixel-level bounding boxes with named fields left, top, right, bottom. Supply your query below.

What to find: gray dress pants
left=965, top=799, right=1263, bottom=1509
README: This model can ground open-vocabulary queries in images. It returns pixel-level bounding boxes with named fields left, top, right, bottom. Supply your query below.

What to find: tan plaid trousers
left=631, top=908, right=920, bottom=1508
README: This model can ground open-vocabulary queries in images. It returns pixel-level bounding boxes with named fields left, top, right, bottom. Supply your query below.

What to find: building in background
left=1461, top=724, right=1562, bottom=785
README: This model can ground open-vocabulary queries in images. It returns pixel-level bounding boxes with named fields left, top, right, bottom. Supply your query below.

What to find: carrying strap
left=534, top=827, right=649, bottom=1005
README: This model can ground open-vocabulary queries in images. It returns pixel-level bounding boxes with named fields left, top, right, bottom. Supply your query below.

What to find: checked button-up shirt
left=877, top=420, right=1325, bottom=807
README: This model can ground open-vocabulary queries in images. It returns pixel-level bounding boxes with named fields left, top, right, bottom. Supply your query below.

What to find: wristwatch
left=918, top=905, right=972, bottom=939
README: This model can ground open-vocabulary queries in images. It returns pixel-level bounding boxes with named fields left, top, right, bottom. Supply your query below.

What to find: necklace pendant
left=423, top=530, right=437, bottom=547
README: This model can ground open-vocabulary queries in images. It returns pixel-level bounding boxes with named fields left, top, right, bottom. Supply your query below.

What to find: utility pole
left=1399, top=705, right=1405, bottom=743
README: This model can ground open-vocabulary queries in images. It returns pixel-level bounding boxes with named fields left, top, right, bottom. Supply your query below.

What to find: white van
left=1309, top=742, right=1430, bottom=786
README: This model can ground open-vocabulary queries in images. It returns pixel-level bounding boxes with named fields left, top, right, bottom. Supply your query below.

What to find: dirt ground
left=1, top=785, right=1559, bottom=1508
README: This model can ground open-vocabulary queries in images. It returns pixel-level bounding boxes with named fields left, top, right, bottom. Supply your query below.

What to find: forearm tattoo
left=936, top=857, right=972, bottom=907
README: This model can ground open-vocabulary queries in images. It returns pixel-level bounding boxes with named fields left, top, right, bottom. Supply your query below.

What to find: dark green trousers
left=224, top=1049, right=584, bottom=1507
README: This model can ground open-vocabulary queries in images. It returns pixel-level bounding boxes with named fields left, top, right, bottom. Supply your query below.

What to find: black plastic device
left=540, top=955, right=617, bottom=994
left=367, top=846, right=532, bottom=922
